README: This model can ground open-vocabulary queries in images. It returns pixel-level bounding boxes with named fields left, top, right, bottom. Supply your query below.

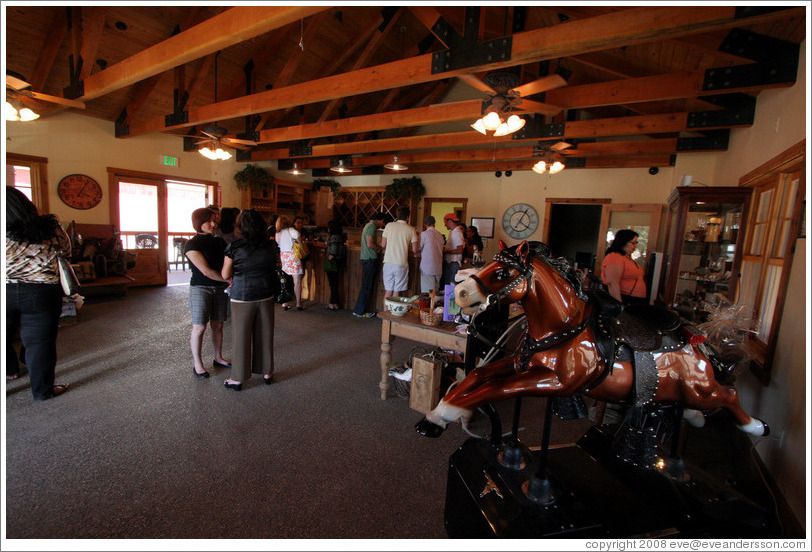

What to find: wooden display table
left=378, top=310, right=467, bottom=400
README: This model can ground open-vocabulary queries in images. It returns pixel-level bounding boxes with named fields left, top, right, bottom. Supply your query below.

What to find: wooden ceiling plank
left=317, top=9, right=404, bottom=125
left=547, top=68, right=793, bottom=109
left=79, top=7, right=108, bottom=80
left=80, top=5, right=330, bottom=101
left=29, top=8, right=68, bottom=91
left=116, top=8, right=214, bottom=125
left=125, top=6, right=801, bottom=137
left=223, top=28, right=292, bottom=102
left=257, top=11, right=383, bottom=132
left=408, top=6, right=448, bottom=47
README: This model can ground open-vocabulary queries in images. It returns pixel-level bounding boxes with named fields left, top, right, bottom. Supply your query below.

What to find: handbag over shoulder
left=57, top=254, right=81, bottom=296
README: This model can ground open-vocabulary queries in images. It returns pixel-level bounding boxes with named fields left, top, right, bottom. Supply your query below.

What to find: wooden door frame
left=542, top=197, right=611, bottom=244
left=594, top=203, right=663, bottom=270
left=6, top=153, right=49, bottom=213
left=107, top=167, right=218, bottom=286
left=423, top=197, right=468, bottom=226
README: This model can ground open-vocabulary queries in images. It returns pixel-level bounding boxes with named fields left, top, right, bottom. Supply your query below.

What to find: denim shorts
left=188, top=285, right=229, bottom=325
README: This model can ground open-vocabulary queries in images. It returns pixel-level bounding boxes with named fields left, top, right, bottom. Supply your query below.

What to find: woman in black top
left=221, top=210, right=279, bottom=390
left=184, top=207, right=231, bottom=379
left=323, top=219, right=345, bottom=311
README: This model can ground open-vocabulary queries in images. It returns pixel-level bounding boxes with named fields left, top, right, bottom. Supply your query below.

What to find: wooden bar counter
left=300, top=242, right=420, bottom=312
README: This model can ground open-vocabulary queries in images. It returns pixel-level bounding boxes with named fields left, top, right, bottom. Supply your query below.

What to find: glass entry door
left=114, top=176, right=167, bottom=286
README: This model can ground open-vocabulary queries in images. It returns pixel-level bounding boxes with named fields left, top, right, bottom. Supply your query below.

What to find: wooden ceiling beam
left=78, top=7, right=108, bottom=80
left=258, top=100, right=483, bottom=144
left=28, top=8, right=68, bottom=91
left=124, top=6, right=801, bottom=137
left=244, top=106, right=736, bottom=162
left=364, top=154, right=674, bottom=174
left=79, top=6, right=329, bottom=101
left=545, top=69, right=793, bottom=109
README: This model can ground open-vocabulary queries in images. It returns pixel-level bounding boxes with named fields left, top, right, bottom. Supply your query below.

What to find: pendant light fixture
left=330, top=159, right=351, bottom=173
left=384, top=156, right=407, bottom=171
left=287, top=162, right=305, bottom=176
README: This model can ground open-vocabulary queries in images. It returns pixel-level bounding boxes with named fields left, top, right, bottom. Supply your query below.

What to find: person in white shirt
left=418, top=215, right=445, bottom=293
left=381, top=206, right=418, bottom=298
left=442, top=213, right=465, bottom=286
left=275, top=215, right=304, bottom=310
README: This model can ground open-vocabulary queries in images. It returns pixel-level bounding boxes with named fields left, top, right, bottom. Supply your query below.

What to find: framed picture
left=470, top=217, right=495, bottom=239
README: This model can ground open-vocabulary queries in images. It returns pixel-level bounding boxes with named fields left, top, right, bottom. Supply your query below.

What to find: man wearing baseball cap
left=442, top=213, right=464, bottom=286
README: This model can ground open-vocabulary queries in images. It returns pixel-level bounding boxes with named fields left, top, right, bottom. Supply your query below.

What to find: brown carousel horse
left=416, top=240, right=768, bottom=439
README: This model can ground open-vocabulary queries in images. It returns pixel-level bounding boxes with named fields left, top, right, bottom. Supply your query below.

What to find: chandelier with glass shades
left=5, top=99, right=39, bottom=121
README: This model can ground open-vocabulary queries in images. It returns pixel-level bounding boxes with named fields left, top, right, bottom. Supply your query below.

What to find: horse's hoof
left=738, top=417, right=770, bottom=437
left=415, top=418, right=446, bottom=438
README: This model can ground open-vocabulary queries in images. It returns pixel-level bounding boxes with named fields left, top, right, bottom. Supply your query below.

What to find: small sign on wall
left=160, top=155, right=178, bottom=167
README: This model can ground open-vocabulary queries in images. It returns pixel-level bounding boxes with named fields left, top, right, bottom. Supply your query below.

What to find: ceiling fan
left=459, top=70, right=567, bottom=119
left=532, top=139, right=573, bottom=174
left=6, top=73, right=85, bottom=120
left=190, top=52, right=257, bottom=159
left=191, top=124, right=257, bottom=151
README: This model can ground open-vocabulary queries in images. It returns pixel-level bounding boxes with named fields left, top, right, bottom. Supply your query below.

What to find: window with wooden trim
left=737, top=141, right=805, bottom=384
left=6, top=153, right=49, bottom=213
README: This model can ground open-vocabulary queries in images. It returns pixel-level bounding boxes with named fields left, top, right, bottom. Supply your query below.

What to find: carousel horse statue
left=415, top=240, right=769, bottom=441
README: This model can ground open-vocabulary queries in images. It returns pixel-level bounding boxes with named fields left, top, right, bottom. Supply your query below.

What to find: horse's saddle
left=589, top=292, right=687, bottom=406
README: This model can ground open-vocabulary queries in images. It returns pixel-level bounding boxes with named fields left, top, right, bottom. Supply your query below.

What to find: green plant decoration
left=385, top=176, right=425, bottom=202
left=234, top=164, right=274, bottom=194
left=312, top=178, right=341, bottom=196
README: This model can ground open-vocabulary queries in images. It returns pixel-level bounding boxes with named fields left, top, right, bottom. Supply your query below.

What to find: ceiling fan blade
left=550, top=141, right=572, bottom=151
left=457, top=73, right=495, bottom=94
left=517, top=99, right=563, bottom=117
left=23, top=90, right=86, bottom=110
left=224, top=137, right=257, bottom=146
left=228, top=142, right=250, bottom=151
left=200, top=131, right=219, bottom=140
left=513, top=74, right=568, bottom=97
left=6, top=75, right=31, bottom=91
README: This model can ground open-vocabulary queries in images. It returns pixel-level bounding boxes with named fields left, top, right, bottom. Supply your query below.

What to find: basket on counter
left=420, top=309, right=443, bottom=327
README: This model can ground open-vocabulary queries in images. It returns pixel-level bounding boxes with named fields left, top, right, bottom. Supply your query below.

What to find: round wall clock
left=502, top=202, right=539, bottom=240
left=57, top=174, right=102, bottom=210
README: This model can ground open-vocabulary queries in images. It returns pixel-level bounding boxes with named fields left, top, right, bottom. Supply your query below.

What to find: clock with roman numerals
left=57, top=174, right=102, bottom=210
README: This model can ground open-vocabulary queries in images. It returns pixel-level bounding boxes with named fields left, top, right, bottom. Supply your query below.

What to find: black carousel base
left=444, top=422, right=782, bottom=539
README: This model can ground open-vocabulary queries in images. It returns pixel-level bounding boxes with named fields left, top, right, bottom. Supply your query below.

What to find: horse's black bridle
left=470, top=245, right=595, bottom=371
left=469, top=249, right=535, bottom=309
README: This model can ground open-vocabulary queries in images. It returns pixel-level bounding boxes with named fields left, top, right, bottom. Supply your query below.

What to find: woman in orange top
left=601, top=229, right=647, bottom=305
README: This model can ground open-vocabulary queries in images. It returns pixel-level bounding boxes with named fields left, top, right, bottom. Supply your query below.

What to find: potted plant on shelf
left=385, top=176, right=425, bottom=202
left=234, top=164, right=274, bottom=196
left=312, top=178, right=341, bottom=196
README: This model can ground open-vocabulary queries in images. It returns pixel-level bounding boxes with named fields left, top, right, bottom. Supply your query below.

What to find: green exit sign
left=161, top=155, right=178, bottom=167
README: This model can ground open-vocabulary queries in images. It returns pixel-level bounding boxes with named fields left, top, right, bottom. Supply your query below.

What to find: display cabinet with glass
left=660, top=186, right=752, bottom=322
